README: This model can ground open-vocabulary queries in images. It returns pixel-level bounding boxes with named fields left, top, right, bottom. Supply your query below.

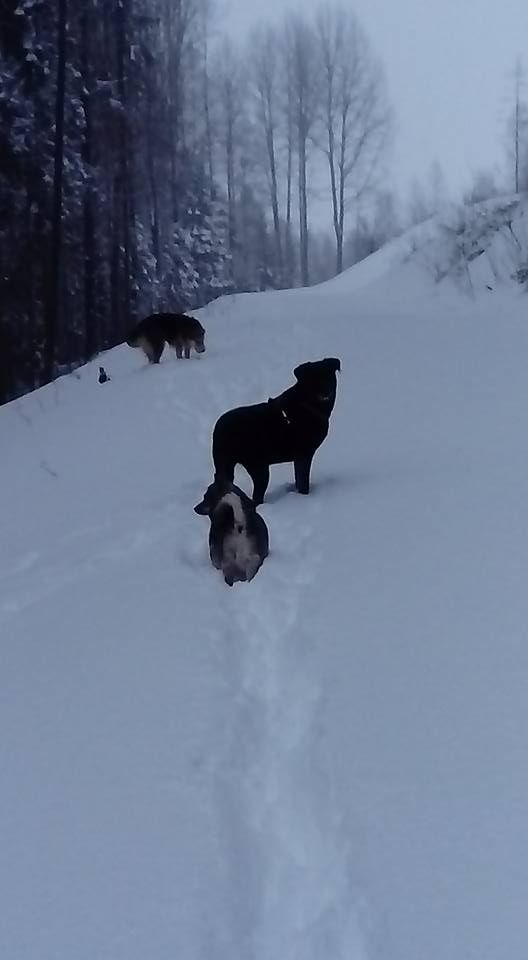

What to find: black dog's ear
left=294, top=361, right=312, bottom=381
left=194, top=499, right=209, bottom=515
left=324, top=357, right=341, bottom=372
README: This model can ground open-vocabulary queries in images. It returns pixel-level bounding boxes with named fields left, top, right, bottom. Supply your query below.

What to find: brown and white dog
left=194, top=480, right=269, bottom=586
left=126, top=312, right=206, bottom=364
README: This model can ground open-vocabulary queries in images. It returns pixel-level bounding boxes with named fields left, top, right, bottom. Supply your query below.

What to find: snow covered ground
left=2, top=217, right=528, bottom=960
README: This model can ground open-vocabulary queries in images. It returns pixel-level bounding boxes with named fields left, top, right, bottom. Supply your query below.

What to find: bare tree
left=285, top=15, right=320, bottom=287
left=198, top=0, right=215, bottom=189
left=280, top=30, right=296, bottom=287
left=316, top=4, right=389, bottom=275
left=216, top=39, right=251, bottom=282
left=509, top=58, right=528, bottom=193
left=251, top=24, right=283, bottom=283
left=514, top=59, right=522, bottom=192
left=162, top=0, right=199, bottom=216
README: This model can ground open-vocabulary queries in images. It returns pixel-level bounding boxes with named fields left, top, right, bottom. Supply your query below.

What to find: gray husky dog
left=194, top=480, right=269, bottom=586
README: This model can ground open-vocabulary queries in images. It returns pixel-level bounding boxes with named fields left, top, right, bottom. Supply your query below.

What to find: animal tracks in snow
left=207, top=484, right=355, bottom=957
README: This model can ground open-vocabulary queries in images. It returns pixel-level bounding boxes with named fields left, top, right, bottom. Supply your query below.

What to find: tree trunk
left=266, top=125, right=283, bottom=284
left=203, top=64, right=214, bottom=189
left=44, top=0, right=67, bottom=382
left=146, top=65, right=161, bottom=281
left=298, top=128, right=309, bottom=286
left=165, top=0, right=180, bottom=220
left=81, top=8, right=97, bottom=359
left=199, top=1, right=215, bottom=190
left=285, top=89, right=294, bottom=287
left=225, top=92, right=236, bottom=275
left=515, top=90, right=520, bottom=193
left=116, top=0, right=132, bottom=336
left=337, top=118, right=347, bottom=275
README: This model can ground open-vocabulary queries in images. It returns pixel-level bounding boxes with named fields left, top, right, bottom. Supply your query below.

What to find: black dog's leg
left=294, top=455, right=314, bottom=495
left=214, top=462, right=235, bottom=485
left=248, top=464, right=270, bottom=505
left=184, top=345, right=191, bottom=359
left=150, top=338, right=164, bottom=364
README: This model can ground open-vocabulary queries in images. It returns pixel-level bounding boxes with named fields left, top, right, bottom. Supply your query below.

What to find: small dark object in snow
left=486, top=285, right=493, bottom=291
left=98, top=366, right=110, bottom=383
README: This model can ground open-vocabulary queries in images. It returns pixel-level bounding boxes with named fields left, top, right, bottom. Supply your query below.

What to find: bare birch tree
left=509, top=58, right=528, bottom=193
left=286, top=15, right=320, bottom=286
left=251, top=24, right=283, bottom=283
left=316, top=4, right=389, bottom=274
left=216, top=40, right=250, bottom=282
left=280, top=30, right=296, bottom=287
left=198, top=0, right=215, bottom=189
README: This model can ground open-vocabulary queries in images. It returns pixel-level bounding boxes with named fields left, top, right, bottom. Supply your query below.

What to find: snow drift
left=2, top=201, right=528, bottom=960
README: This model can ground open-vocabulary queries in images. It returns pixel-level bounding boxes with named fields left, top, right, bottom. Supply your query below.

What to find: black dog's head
left=194, top=480, right=225, bottom=516
left=293, top=357, right=341, bottom=408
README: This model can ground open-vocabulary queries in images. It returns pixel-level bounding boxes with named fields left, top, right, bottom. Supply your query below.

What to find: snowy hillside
left=2, top=218, right=528, bottom=960
left=406, top=195, right=528, bottom=292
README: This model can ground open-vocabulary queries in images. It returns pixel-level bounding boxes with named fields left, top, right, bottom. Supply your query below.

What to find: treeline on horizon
left=0, top=1, right=524, bottom=405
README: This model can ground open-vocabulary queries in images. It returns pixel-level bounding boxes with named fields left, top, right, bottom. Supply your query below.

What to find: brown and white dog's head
left=192, top=329, right=206, bottom=354
left=194, top=479, right=229, bottom=516
left=194, top=479, right=251, bottom=529
left=180, top=316, right=206, bottom=354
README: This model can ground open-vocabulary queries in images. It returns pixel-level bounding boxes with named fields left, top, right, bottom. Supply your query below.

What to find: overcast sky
left=223, top=0, right=528, bottom=209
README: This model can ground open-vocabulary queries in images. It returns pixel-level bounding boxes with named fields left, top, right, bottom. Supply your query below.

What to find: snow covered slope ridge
left=310, top=193, right=528, bottom=297
left=2, top=211, right=528, bottom=960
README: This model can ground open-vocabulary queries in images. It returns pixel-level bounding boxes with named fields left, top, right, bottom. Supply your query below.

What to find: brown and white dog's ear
left=195, top=477, right=231, bottom=514
left=294, top=361, right=312, bottom=382
left=194, top=481, right=215, bottom=515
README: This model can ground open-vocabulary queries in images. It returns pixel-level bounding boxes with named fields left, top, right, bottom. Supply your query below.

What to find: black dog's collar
left=268, top=397, right=292, bottom=426
left=268, top=396, right=329, bottom=426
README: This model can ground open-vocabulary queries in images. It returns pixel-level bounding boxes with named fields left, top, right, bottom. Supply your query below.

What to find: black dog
left=126, top=312, right=206, bottom=364
left=211, top=357, right=340, bottom=504
left=194, top=480, right=269, bottom=586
